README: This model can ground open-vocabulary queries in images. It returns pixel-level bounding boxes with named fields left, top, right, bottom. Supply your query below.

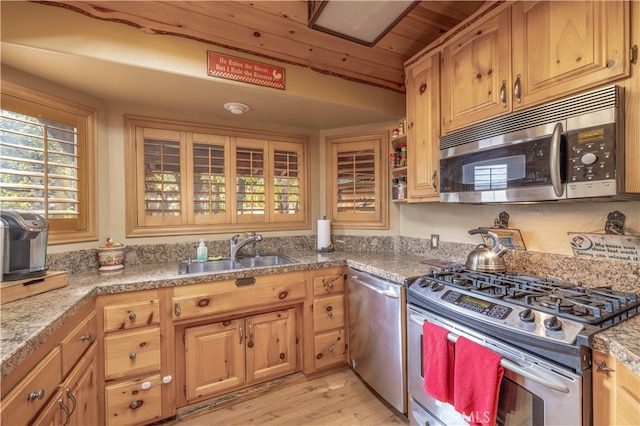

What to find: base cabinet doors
left=183, top=308, right=297, bottom=403
left=184, top=319, right=245, bottom=400
left=593, top=350, right=640, bottom=425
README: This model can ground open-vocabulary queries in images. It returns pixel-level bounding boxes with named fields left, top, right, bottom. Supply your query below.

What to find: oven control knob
left=518, top=308, right=535, bottom=323
left=429, top=282, right=443, bottom=292
left=581, top=152, right=597, bottom=165
left=543, top=316, right=563, bottom=331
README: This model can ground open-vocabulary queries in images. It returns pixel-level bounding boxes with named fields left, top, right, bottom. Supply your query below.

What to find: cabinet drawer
left=0, top=347, right=62, bottom=425
left=173, top=271, right=306, bottom=320
left=104, top=328, right=161, bottom=380
left=105, top=374, right=162, bottom=426
left=61, top=311, right=97, bottom=377
left=313, top=294, right=344, bottom=333
left=313, top=271, right=344, bottom=296
left=104, top=298, right=160, bottom=332
left=314, top=329, right=347, bottom=370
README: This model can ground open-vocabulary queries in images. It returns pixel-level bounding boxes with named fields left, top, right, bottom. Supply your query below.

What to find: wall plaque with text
left=208, top=51, right=285, bottom=90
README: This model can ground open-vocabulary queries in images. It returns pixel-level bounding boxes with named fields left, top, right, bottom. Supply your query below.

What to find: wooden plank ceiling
left=37, top=1, right=484, bottom=92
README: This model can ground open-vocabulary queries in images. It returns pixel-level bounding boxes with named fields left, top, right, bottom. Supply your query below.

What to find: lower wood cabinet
left=183, top=308, right=297, bottom=403
left=593, top=350, right=640, bottom=425
left=104, top=374, right=163, bottom=426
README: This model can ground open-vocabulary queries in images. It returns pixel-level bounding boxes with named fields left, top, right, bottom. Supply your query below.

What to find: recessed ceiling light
left=223, top=102, right=250, bottom=115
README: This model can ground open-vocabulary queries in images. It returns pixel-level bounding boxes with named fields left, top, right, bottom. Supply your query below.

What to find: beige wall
left=400, top=201, right=640, bottom=256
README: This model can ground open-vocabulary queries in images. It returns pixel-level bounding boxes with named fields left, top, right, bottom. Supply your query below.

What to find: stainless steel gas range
left=406, top=266, right=639, bottom=426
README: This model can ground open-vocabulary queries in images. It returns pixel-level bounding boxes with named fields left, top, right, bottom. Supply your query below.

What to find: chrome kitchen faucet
left=229, top=233, right=263, bottom=261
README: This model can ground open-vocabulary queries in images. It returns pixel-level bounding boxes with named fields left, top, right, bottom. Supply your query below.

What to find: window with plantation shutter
left=326, top=132, right=388, bottom=229
left=0, top=84, right=97, bottom=244
left=125, top=116, right=309, bottom=236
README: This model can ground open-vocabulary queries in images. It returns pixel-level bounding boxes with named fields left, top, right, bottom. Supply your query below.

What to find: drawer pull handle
left=130, top=400, right=143, bottom=409
left=236, top=277, right=256, bottom=287
left=80, top=334, right=92, bottom=342
left=59, top=399, right=71, bottom=426
left=174, top=302, right=181, bottom=317
left=328, top=346, right=334, bottom=353
left=129, top=352, right=137, bottom=360
left=278, top=291, right=288, bottom=300
left=327, top=282, right=334, bottom=289
left=66, top=388, right=77, bottom=416
left=327, top=311, right=333, bottom=318
left=29, top=389, right=45, bottom=401
left=129, top=313, right=136, bottom=321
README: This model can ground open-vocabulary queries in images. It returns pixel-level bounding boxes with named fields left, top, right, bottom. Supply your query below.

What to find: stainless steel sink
left=236, top=255, right=297, bottom=268
left=178, top=259, right=241, bottom=275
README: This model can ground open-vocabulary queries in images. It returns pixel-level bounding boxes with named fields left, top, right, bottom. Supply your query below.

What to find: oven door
left=439, top=121, right=567, bottom=203
left=407, top=305, right=585, bottom=426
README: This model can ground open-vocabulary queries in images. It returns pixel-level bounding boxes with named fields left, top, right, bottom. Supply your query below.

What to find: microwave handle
left=550, top=122, right=564, bottom=198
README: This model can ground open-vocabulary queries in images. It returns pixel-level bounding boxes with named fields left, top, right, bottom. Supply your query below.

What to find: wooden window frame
left=124, top=116, right=309, bottom=237
left=325, top=131, right=389, bottom=229
left=0, top=81, right=98, bottom=245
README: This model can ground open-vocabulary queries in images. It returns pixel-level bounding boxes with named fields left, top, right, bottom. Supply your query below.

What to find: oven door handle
left=409, top=314, right=570, bottom=393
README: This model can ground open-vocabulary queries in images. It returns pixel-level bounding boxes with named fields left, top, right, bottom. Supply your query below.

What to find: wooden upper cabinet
left=511, top=1, right=629, bottom=109
left=441, top=8, right=512, bottom=133
left=440, top=1, right=630, bottom=134
left=405, top=51, right=441, bottom=202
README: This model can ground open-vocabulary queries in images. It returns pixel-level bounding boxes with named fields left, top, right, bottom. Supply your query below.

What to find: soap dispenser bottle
left=196, top=239, right=208, bottom=262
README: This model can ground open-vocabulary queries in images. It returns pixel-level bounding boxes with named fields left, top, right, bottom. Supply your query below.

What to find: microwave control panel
left=566, top=123, right=616, bottom=185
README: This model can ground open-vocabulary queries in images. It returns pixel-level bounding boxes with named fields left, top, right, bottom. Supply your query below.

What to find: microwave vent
left=440, top=85, right=622, bottom=151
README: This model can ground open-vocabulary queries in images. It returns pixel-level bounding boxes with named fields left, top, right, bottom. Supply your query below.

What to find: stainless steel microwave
left=439, top=85, right=636, bottom=203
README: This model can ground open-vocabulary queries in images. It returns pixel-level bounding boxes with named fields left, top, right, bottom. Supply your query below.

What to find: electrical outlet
left=430, top=234, right=439, bottom=249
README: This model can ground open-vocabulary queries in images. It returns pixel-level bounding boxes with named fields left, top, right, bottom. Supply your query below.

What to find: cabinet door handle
left=80, top=334, right=92, bottom=342
left=129, top=352, right=137, bottom=360
left=28, top=389, right=45, bottom=401
left=500, top=80, right=507, bottom=108
left=513, top=74, right=522, bottom=104
left=247, top=322, right=254, bottom=348
left=59, top=398, right=71, bottom=426
left=174, top=302, right=181, bottom=317
left=129, top=313, right=136, bottom=321
left=431, top=170, right=438, bottom=192
left=239, top=324, right=244, bottom=345
left=65, top=388, right=77, bottom=416
left=594, top=360, right=615, bottom=372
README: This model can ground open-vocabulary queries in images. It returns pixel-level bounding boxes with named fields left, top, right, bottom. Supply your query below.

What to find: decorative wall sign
left=568, top=232, right=640, bottom=263
left=207, top=51, right=285, bottom=90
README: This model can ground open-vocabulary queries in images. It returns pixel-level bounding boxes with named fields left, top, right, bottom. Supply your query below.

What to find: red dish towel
left=453, top=336, right=504, bottom=426
left=422, top=322, right=455, bottom=404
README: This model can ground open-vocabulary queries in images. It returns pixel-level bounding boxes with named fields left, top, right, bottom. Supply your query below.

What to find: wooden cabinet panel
left=511, top=1, right=629, bottom=109
left=61, top=311, right=96, bottom=377
left=441, top=8, right=511, bottom=132
left=312, top=271, right=344, bottom=296
left=246, top=309, right=297, bottom=384
left=0, top=347, right=61, bottom=426
left=313, top=294, right=344, bottom=334
left=593, top=350, right=640, bottom=426
left=405, top=51, right=440, bottom=201
left=103, top=298, right=160, bottom=332
left=314, top=330, right=347, bottom=371
left=172, top=271, right=306, bottom=320
left=104, top=374, right=163, bottom=426
left=104, top=328, right=161, bottom=380
left=184, top=319, right=245, bottom=401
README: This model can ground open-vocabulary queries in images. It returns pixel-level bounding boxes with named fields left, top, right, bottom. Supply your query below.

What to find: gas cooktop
left=408, top=266, right=640, bottom=348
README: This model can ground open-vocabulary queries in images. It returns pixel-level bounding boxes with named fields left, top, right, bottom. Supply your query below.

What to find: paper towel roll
left=317, top=220, right=331, bottom=250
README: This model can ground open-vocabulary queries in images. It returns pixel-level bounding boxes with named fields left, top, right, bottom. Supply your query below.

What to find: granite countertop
left=1, top=250, right=638, bottom=380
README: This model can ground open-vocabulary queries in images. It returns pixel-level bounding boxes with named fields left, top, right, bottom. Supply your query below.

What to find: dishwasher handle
left=349, top=274, right=399, bottom=299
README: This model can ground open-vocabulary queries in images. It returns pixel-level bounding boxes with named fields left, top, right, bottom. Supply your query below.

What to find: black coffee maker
left=0, top=210, right=49, bottom=281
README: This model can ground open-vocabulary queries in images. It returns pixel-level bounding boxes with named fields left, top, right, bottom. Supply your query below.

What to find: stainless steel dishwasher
left=347, top=268, right=407, bottom=414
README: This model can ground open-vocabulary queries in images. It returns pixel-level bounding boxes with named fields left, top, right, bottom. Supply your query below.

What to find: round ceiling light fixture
left=223, top=102, right=250, bottom=115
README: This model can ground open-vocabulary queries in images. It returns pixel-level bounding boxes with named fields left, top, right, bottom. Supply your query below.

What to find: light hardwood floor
left=169, top=368, right=409, bottom=426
